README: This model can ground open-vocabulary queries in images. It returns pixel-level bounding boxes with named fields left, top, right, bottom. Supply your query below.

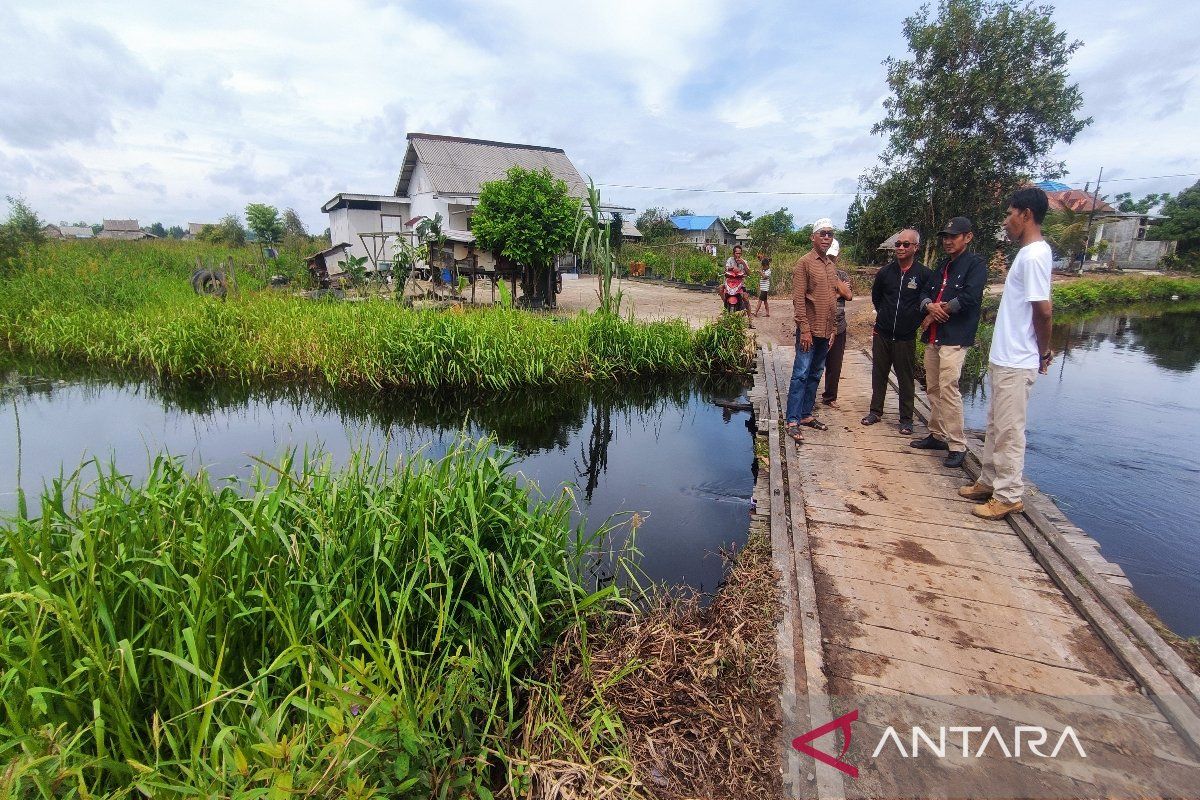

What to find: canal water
left=963, top=302, right=1200, bottom=637
left=0, top=366, right=755, bottom=596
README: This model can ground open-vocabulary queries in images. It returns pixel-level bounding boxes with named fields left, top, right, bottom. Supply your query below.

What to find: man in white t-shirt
left=959, top=187, right=1055, bottom=520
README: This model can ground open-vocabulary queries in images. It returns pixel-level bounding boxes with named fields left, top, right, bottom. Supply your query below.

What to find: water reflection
left=1, top=358, right=754, bottom=595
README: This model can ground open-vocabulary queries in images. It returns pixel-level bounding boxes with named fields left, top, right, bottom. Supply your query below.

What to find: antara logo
left=793, top=710, right=1087, bottom=778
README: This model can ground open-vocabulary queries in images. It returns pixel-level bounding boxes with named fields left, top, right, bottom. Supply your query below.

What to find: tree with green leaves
left=166, top=225, right=186, bottom=240
left=722, top=209, right=753, bottom=234
left=198, top=214, right=247, bottom=247
left=1114, top=192, right=1171, bottom=215
left=0, top=196, right=45, bottom=278
left=865, top=0, right=1091, bottom=253
left=635, top=206, right=675, bottom=241
left=1151, top=180, right=1200, bottom=255
left=748, top=207, right=794, bottom=254
left=145, top=222, right=167, bottom=238
left=282, top=208, right=308, bottom=239
left=1042, top=206, right=1089, bottom=262
left=471, top=166, right=579, bottom=308
left=245, top=203, right=283, bottom=244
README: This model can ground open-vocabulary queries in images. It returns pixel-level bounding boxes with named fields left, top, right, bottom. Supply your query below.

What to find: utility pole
left=1081, top=167, right=1104, bottom=273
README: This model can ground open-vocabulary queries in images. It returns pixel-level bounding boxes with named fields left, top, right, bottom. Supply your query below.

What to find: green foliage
left=574, top=178, right=623, bottom=315
left=0, top=440, right=625, bottom=797
left=1151, top=180, right=1200, bottom=254
left=282, top=207, right=308, bottom=239
left=842, top=194, right=867, bottom=261
left=867, top=0, right=1091, bottom=249
left=145, top=221, right=167, bottom=238
left=1050, top=276, right=1200, bottom=312
left=245, top=203, right=284, bottom=245
left=748, top=208, right=794, bottom=254
left=1114, top=192, right=1170, bottom=214
left=1043, top=207, right=1089, bottom=260
left=634, top=207, right=676, bottom=241
left=622, top=242, right=722, bottom=285
left=471, top=167, right=578, bottom=305
left=721, top=210, right=753, bottom=233
left=165, top=224, right=186, bottom=239
left=199, top=214, right=248, bottom=247
left=0, top=241, right=752, bottom=391
left=0, top=196, right=46, bottom=279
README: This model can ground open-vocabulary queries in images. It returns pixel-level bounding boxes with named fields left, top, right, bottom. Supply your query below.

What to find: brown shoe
left=972, top=497, right=1024, bottom=520
left=957, top=482, right=992, bottom=501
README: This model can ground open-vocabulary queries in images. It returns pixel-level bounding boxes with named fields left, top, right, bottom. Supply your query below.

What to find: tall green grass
left=1050, top=275, right=1200, bottom=312
left=1, top=441, right=625, bottom=797
left=0, top=241, right=750, bottom=391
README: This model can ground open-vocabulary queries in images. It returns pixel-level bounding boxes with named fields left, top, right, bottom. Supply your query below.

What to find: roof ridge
left=407, top=132, right=565, bottom=154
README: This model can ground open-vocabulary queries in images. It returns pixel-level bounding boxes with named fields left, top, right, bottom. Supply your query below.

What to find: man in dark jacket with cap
left=911, top=216, right=989, bottom=468
left=861, top=229, right=931, bottom=434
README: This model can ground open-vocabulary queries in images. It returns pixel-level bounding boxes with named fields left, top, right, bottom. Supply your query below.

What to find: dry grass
left=513, top=528, right=784, bottom=800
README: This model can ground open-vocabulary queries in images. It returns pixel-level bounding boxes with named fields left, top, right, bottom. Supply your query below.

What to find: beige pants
left=979, top=364, right=1037, bottom=504
left=924, top=344, right=968, bottom=452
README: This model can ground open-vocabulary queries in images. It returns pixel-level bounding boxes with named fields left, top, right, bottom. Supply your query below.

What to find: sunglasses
left=895, top=241, right=917, bottom=247
left=815, top=230, right=834, bottom=237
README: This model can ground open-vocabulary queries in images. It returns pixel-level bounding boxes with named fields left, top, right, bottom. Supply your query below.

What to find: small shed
left=98, top=219, right=155, bottom=240
left=878, top=231, right=902, bottom=253
left=734, top=227, right=751, bottom=244
left=306, top=242, right=355, bottom=287
left=621, top=220, right=643, bottom=242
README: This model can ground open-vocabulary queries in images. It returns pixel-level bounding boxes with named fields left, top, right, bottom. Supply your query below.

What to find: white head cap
left=812, top=217, right=834, bottom=233
left=828, top=238, right=840, bottom=258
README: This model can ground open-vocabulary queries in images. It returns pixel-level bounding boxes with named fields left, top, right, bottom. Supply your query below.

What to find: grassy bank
left=0, top=241, right=751, bottom=392
left=1, top=441, right=626, bottom=797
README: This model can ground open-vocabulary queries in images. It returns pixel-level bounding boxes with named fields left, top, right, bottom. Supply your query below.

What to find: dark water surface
left=963, top=303, right=1200, bottom=637
left=0, top=365, right=754, bottom=595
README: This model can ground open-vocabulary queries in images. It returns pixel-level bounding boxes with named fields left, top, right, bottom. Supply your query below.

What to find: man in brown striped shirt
left=785, top=218, right=840, bottom=443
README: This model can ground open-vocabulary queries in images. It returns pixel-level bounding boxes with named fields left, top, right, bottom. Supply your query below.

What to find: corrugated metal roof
left=103, top=219, right=141, bottom=232
left=58, top=225, right=93, bottom=238
left=1036, top=180, right=1071, bottom=192
left=621, top=220, right=643, bottom=238
left=670, top=215, right=720, bottom=231
left=394, top=133, right=588, bottom=198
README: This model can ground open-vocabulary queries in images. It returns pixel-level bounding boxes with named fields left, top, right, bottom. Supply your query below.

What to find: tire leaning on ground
left=190, top=269, right=227, bottom=298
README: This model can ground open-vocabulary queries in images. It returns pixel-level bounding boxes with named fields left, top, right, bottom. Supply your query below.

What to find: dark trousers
left=870, top=334, right=917, bottom=423
left=821, top=329, right=847, bottom=402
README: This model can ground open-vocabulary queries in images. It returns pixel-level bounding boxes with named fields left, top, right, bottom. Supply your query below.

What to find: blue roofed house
left=669, top=215, right=735, bottom=248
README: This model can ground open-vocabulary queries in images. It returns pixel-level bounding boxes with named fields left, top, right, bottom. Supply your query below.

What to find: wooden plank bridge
left=750, top=344, right=1200, bottom=799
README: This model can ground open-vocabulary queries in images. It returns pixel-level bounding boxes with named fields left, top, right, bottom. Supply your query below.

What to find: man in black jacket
left=862, top=229, right=932, bottom=435
left=911, top=216, right=989, bottom=468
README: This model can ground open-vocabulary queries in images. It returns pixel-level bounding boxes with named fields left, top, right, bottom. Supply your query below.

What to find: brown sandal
left=785, top=423, right=805, bottom=444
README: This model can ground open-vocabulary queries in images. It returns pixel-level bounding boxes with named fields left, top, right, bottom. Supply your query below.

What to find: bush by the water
left=1050, top=275, right=1200, bottom=312
left=0, top=240, right=751, bottom=390
left=0, top=442, right=622, bottom=797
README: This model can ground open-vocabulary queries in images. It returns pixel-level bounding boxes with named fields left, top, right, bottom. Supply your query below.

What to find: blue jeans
left=786, top=334, right=831, bottom=424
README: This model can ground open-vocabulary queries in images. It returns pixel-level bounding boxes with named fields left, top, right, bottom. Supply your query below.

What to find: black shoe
left=910, top=435, right=949, bottom=451
left=943, top=451, right=967, bottom=468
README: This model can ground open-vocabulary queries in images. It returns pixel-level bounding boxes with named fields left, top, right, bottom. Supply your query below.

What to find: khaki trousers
left=979, top=364, right=1038, bottom=504
left=923, top=344, right=968, bottom=452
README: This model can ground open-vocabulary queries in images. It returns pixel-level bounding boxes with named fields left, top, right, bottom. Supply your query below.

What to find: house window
left=1136, top=218, right=1148, bottom=241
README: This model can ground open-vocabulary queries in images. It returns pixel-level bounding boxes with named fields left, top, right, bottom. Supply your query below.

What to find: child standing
left=754, top=257, right=772, bottom=317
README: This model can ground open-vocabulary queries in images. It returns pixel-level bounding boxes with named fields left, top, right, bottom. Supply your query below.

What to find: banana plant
left=574, top=178, right=623, bottom=316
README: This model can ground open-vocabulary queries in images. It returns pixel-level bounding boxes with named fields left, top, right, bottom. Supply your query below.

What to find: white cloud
left=0, top=0, right=1196, bottom=232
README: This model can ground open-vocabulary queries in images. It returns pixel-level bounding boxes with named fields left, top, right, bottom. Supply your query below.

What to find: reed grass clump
left=0, top=241, right=751, bottom=391
left=0, top=441, right=624, bottom=797
left=1049, top=275, right=1200, bottom=312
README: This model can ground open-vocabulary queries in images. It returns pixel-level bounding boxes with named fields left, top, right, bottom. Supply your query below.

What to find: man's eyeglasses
left=895, top=241, right=917, bottom=248
left=815, top=230, right=834, bottom=237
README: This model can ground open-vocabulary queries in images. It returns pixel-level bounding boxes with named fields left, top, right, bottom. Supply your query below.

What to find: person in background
left=821, top=239, right=854, bottom=408
left=861, top=229, right=931, bottom=434
left=911, top=217, right=988, bottom=468
left=725, top=244, right=748, bottom=278
left=785, top=218, right=839, bottom=443
left=719, top=264, right=752, bottom=323
left=960, top=188, right=1054, bottom=519
left=754, top=256, right=772, bottom=317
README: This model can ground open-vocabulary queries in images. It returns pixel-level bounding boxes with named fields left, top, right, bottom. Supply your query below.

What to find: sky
left=2, top=0, right=1198, bottom=233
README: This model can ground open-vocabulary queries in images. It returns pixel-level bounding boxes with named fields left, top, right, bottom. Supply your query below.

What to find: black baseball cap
left=938, top=217, right=974, bottom=236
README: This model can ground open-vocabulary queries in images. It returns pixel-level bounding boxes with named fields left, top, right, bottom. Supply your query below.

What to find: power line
left=594, top=182, right=857, bottom=196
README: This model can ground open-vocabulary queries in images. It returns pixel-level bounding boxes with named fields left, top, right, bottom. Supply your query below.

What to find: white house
left=321, top=132, right=632, bottom=276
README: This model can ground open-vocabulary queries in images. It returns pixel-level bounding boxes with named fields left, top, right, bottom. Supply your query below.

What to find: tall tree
left=722, top=209, right=753, bottom=233
left=166, top=225, right=185, bottom=239
left=145, top=222, right=167, bottom=238
left=471, top=166, right=579, bottom=307
left=0, top=196, right=45, bottom=278
left=1151, top=180, right=1200, bottom=255
left=198, top=215, right=247, bottom=247
left=635, top=206, right=676, bottom=241
left=282, top=208, right=308, bottom=239
left=1114, top=192, right=1171, bottom=215
left=245, top=203, right=283, bottom=244
left=748, top=207, right=795, bottom=254
left=866, top=0, right=1091, bottom=250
